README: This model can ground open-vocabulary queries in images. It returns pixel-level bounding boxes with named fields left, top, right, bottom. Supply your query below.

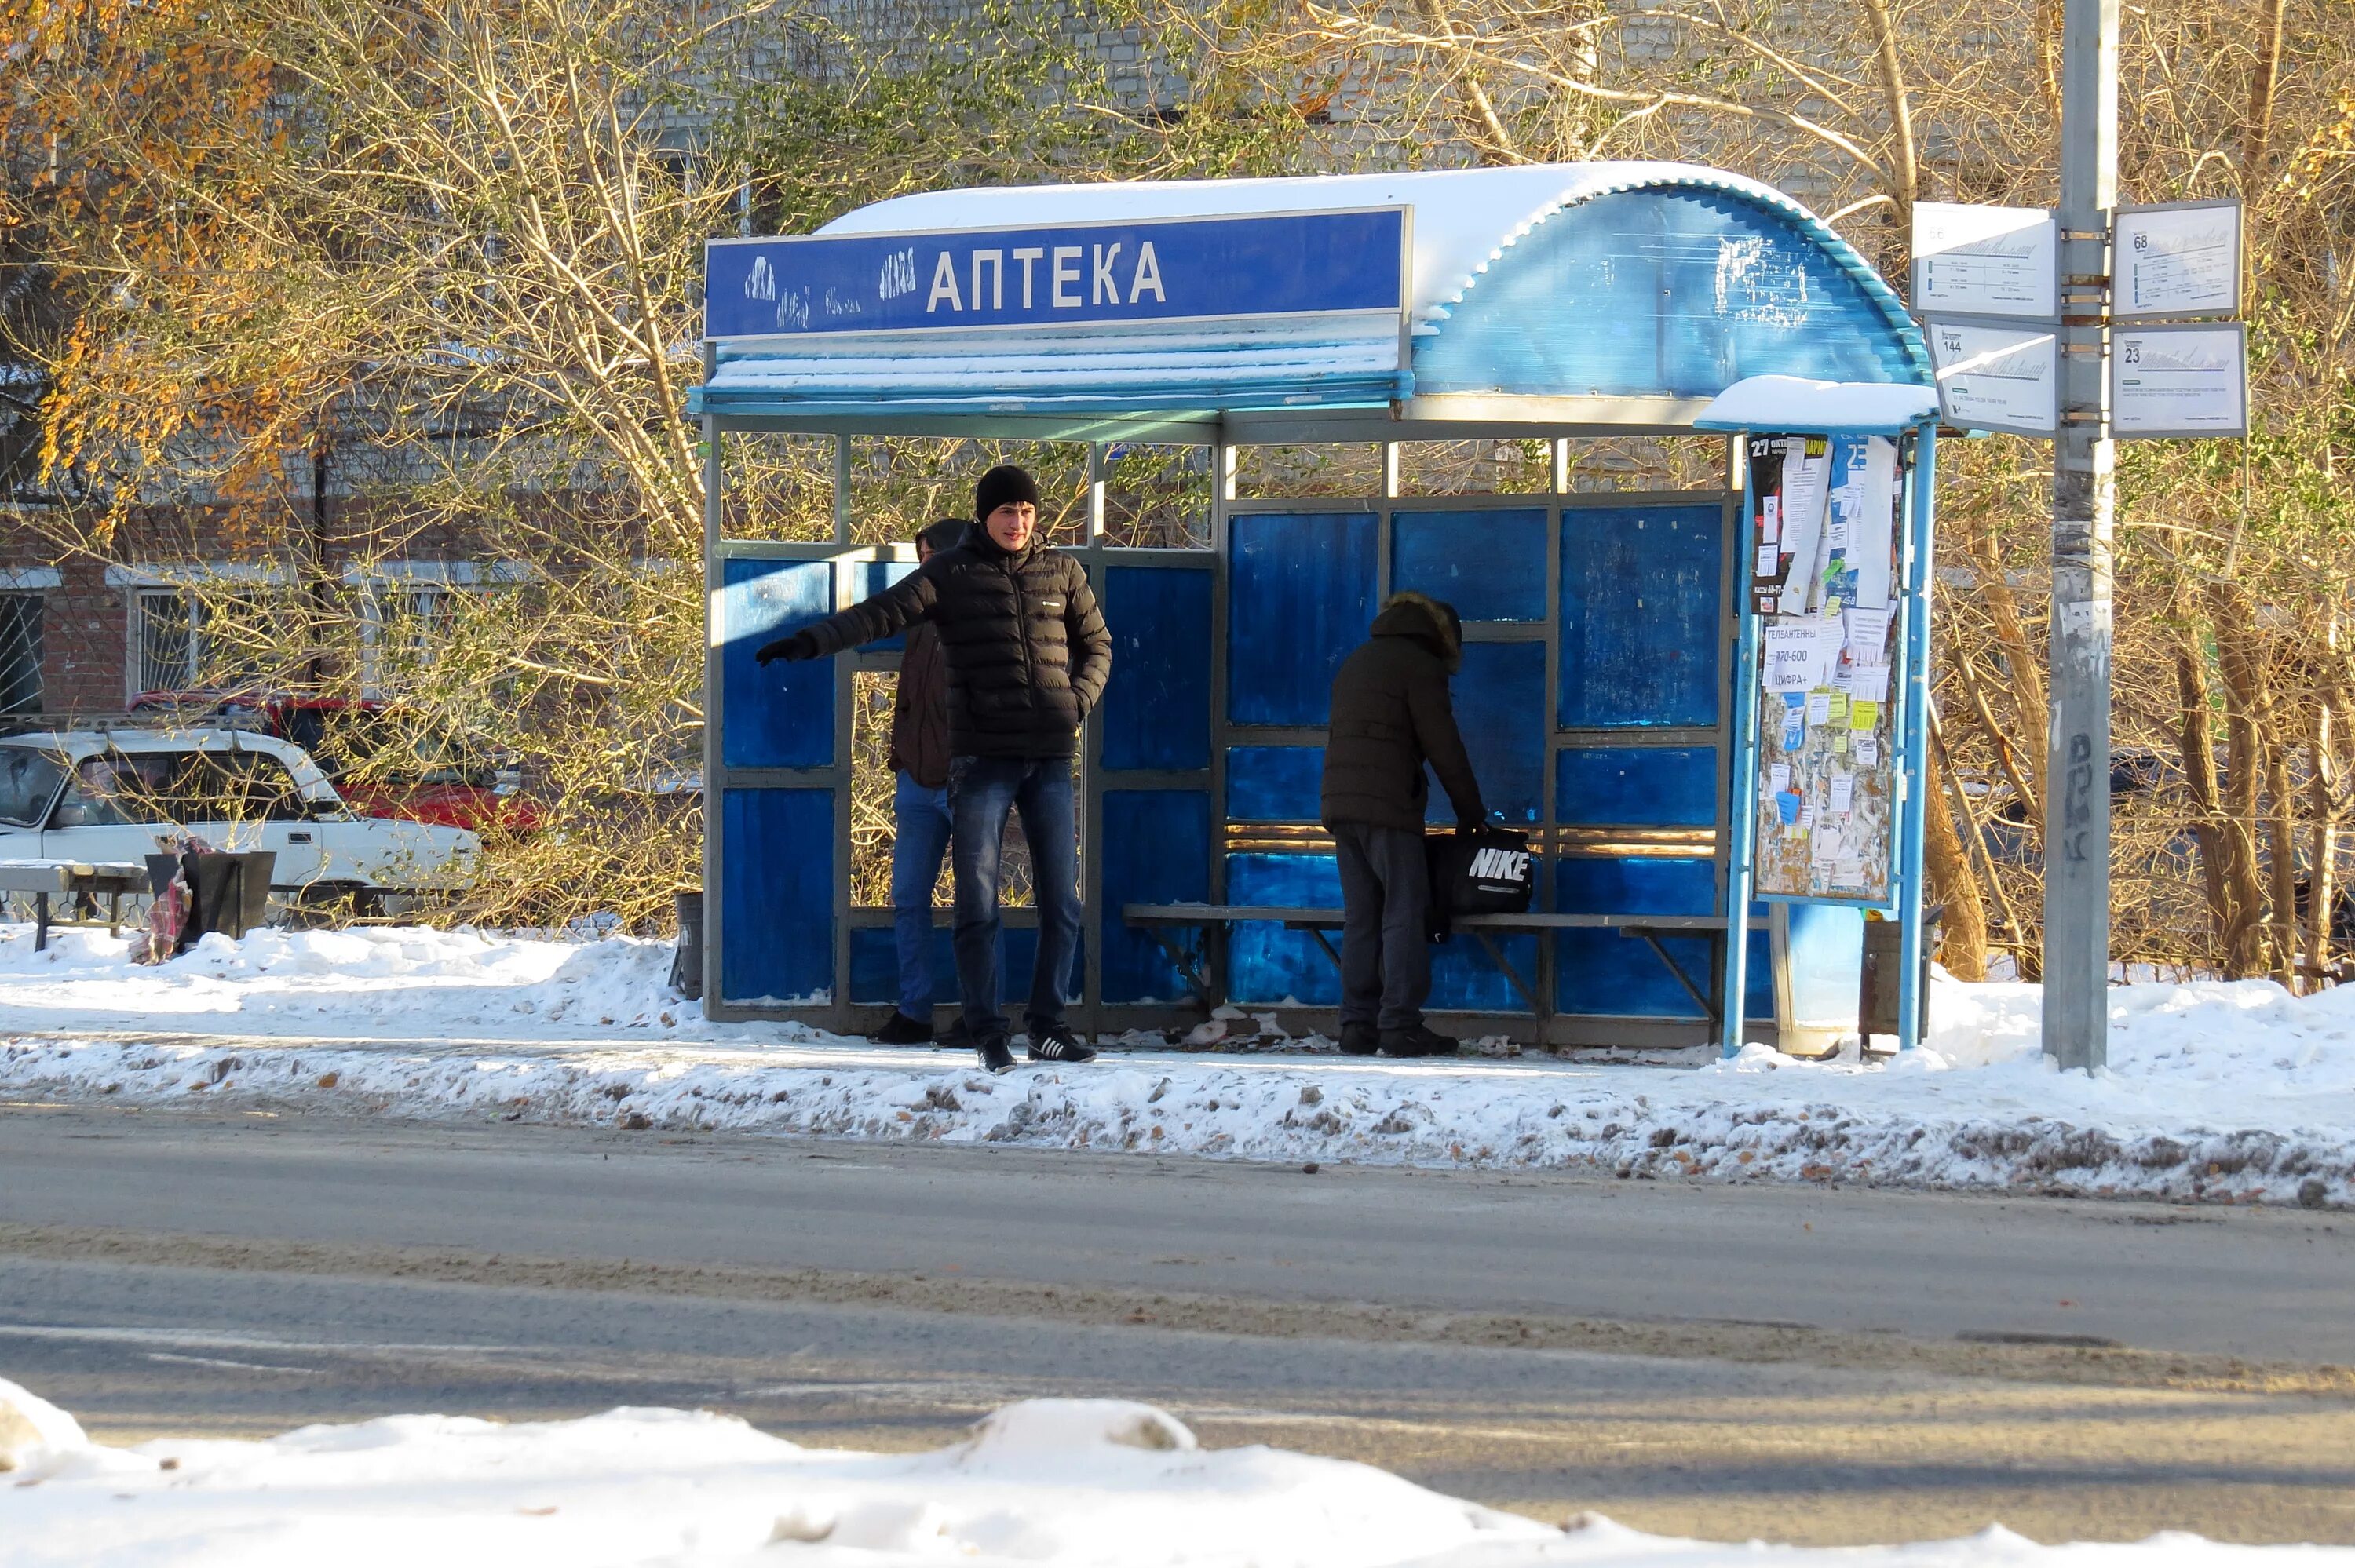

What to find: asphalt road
left=5, top=1103, right=2355, bottom=1545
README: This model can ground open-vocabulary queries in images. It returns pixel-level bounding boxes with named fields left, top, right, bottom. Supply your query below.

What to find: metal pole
left=1895, top=426, right=1939, bottom=1051
left=1721, top=460, right=1762, bottom=1060
left=699, top=348, right=725, bottom=1010
left=2043, top=0, right=2119, bottom=1070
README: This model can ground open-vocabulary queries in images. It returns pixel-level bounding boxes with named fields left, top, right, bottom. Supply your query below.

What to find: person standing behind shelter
left=758, top=466, right=1111, bottom=1073
left=869, top=517, right=969, bottom=1046
left=1320, top=592, right=1487, bottom=1059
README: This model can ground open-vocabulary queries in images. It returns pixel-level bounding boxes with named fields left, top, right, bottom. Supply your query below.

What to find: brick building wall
left=0, top=0, right=1906, bottom=724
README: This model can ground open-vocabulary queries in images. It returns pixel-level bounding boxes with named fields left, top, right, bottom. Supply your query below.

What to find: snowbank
left=0, top=1385, right=2341, bottom=1566
left=3, top=924, right=2354, bottom=1207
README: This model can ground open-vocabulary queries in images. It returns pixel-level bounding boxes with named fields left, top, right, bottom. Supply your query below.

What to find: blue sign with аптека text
left=705, top=209, right=1407, bottom=341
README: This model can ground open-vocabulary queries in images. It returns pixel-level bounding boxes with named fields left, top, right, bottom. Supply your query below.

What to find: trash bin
left=144, top=849, right=277, bottom=951
left=669, top=887, right=703, bottom=1000
left=1859, top=904, right=1941, bottom=1044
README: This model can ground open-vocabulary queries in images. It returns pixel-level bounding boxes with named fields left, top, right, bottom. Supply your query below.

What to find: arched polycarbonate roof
left=695, top=162, right=1930, bottom=428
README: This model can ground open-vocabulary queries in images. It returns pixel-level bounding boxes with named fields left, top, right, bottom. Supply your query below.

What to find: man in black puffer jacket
left=1320, top=591, right=1487, bottom=1059
left=759, top=465, right=1111, bottom=1073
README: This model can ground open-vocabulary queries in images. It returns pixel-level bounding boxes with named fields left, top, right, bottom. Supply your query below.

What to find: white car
left=0, top=727, right=478, bottom=907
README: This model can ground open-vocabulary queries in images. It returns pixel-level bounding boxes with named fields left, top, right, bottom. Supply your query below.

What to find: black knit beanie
left=973, top=464, right=1039, bottom=524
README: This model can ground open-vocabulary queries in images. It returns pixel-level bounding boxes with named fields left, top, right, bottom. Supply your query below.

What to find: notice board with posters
left=1743, top=432, right=1906, bottom=908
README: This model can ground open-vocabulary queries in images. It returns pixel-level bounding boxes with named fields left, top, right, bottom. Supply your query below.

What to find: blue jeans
left=949, top=756, right=1080, bottom=1041
left=890, top=773, right=954, bottom=1020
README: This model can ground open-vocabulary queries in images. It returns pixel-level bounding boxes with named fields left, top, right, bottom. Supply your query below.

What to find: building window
left=375, top=584, right=453, bottom=664
left=131, top=589, right=273, bottom=695
left=0, top=593, right=41, bottom=713
left=355, top=564, right=523, bottom=691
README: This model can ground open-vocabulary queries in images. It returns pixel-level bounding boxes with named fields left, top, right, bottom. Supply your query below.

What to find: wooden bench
left=0, top=860, right=151, bottom=952
left=1123, top=903, right=1767, bottom=1028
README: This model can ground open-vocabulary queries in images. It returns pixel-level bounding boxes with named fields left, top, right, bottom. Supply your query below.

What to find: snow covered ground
left=2, top=923, right=2353, bottom=1207
left=2, top=1381, right=2343, bottom=1567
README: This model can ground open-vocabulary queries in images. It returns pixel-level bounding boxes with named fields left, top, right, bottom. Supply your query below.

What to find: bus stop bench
left=1123, top=903, right=1768, bottom=1028
left=0, top=860, right=149, bottom=952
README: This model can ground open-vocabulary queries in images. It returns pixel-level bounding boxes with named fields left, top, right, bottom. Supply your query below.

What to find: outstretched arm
left=758, top=564, right=939, bottom=665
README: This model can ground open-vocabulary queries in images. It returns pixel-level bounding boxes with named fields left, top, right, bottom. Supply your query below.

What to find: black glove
left=755, top=630, right=820, bottom=665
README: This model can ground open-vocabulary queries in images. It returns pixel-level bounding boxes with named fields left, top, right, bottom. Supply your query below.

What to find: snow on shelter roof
left=696, top=162, right=1928, bottom=426
left=1694, top=376, right=1939, bottom=436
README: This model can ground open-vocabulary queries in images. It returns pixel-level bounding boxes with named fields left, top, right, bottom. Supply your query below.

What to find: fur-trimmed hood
left=1368, top=591, right=1465, bottom=673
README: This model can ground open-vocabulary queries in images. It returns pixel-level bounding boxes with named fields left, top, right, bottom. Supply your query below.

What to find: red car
left=127, top=691, right=546, bottom=835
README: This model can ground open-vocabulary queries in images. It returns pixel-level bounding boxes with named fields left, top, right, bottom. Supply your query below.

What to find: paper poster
left=1849, top=663, right=1891, bottom=702
left=1763, top=620, right=1842, bottom=693
left=1746, top=437, right=1791, bottom=614
left=1828, top=771, right=1855, bottom=817
left=1839, top=437, right=1900, bottom=611
left=1849, top=699, right=1879, bottom=732
left=1845, top=607, right=1892, bottom=666
left=1769, top=762, right=1791, bottom=793
left=1855, top=735, right=1879, bottom=766
left=1774, top=439, right=1832, bottom=615
left=1806, top=690, right=1834, bottom=726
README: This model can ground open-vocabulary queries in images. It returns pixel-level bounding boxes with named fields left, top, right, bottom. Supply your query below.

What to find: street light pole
left=2043, top=0, right=2120, bottom=1070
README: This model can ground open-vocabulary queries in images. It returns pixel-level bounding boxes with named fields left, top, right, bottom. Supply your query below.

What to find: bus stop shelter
left=689, top=162, right=1941, bottom=1055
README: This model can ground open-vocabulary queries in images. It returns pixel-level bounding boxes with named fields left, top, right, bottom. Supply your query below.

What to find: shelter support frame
left=700, top=408, right=1933, bottom=1052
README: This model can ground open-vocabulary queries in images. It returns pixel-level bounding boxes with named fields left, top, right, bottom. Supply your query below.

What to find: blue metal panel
left=1429, top=933, right=1539, bottom=1014
left=720, top=788, right=834, bottom=1005
left=1783, top=903, right=1864, bottom=1029
left=851, top=924, right=946, bottom=1007
left=849, top=926, right=1092, bottom=1008
left=1558, top=504, right=1722, bottom=729
left=1744, top=925, right=1775, bottom=1022
left=1416, top=190, right=1922, bottom=398
left=721, top=559, right=835, bottom=769
left=1554, top=855, right=1715, bottom=1018
left=1432, top=641, right=1545, bottom=826
left=1228, top=512, right=1378, bottom=727
left=1101, top=791, right=1211, bottom=1004
left=857, top=560, right=918, bottom=652
left=1227, top=746, right=1324, bottom=823
left=1102, top=566, right=1214, bottom=771
left=1390, top=510, right=1548, bottom=622
left=1226, top=853, right=1342, bottom=1006
left=1556, top=747, right=1718, bottom=827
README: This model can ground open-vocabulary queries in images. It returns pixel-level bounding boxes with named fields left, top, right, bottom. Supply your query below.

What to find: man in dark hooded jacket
left=758, top=465, right=1110, bottom=1073
left=1320, top=592, right=1487, bottom=1058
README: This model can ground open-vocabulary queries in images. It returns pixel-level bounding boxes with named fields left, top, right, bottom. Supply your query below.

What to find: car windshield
left=0, top=746, right=68, bottom=828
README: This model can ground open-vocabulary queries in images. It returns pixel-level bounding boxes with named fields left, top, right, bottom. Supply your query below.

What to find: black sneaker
left=1338, top=1021, right=1379, bottom=1056
left=1379, top=1025, right=1459, bottom=1058
left=977, top=1033, right=1016, bottom=1074
left=1026, top=1025, right=1097, bottom=1064
left=871, top=1011, right=935, bottom=1045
